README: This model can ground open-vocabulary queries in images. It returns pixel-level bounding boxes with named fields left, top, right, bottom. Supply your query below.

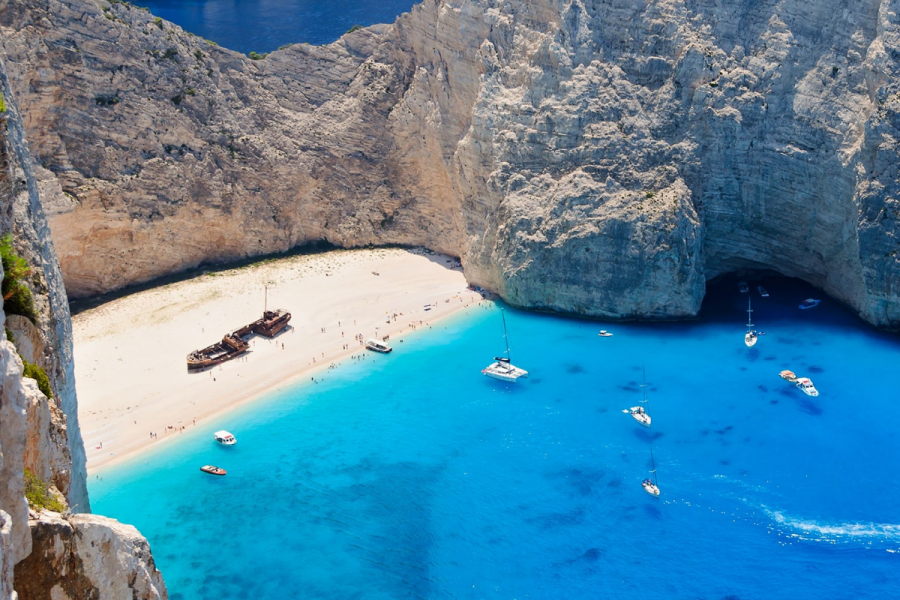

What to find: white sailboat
left=744, top=298, right=758, bottom=348
left=624, top=367, right=651, bottom=427
left=482, top=309, right=528, bottom=382
left=642, top=447, right=660, bottom=498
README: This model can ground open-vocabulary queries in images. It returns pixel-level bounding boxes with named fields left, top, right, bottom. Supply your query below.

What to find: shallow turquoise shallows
left=90, top=278, right=900, bottom=599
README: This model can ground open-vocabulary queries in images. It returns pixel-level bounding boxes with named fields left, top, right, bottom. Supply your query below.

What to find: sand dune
left=73, top=248, right=482, bottom=471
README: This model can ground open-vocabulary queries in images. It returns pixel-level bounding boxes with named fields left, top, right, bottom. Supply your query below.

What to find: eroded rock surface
left=13, top=512, right=167, bottom=600
left=1, top=0, right=899, bottom=326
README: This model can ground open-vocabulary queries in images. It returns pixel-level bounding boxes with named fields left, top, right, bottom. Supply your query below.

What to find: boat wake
left=761, top=505, right=900, bottom=547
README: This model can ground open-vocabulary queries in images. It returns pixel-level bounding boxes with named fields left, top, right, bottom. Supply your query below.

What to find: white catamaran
left=642, top=447, right=660, bottom=498
left=624, top=367, right=652, bottom=428
left=744, top=298, right=758, bottom=348
left=482, top=309, right=528, bottom=382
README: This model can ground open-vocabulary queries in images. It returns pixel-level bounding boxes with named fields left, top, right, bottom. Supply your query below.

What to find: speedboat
left=365, top=339, right=393, bottom=353
left=628, top=406, right=651, bottom=427
left=799, top=298, right=821, bottom=309
left=200, top=465, right=226, bottom=476
left=483, top=358, right=529, bottom=382
left=739, top=281, right=749, bottom=293
left=214, top=430, right=236, bottom=445
left=598, top=330, right=613, bottom=337
left=758, top=286, right=769, bottom=297
left=795, top=377, right=819, bottom=397
left=642, top=478, right=660, bottom=498
left=779, top=370, right=797, bottom=382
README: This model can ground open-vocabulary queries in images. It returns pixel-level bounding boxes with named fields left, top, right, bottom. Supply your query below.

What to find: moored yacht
left=482, top=309, right=528, bottom=382
left=598, top=330, right=613, bottom=337
left=744, top=298, right=758, bottom=348
left=739, top=281, right=749, bottom=293
left=642, top=448, right=660, bottom=498
left=799, top=298, right=821, bottom=309
left=624, top=367, right=652, bottom=427
left=758, top=286, right=770, bottom=297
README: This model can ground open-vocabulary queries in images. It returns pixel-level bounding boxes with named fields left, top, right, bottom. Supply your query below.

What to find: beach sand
left=73, top=247, right=483, bottom=471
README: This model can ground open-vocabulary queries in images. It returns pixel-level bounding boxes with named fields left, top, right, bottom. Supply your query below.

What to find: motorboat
left=739, top=281, right=749, bottom=293
left=597, top=330, right=613, bottom=337
left=779, top=370, right=797, bottom=382
left=200, top=465, right=226, bottom=476
left=799, top=298, right=821, bottom=309
left=365, top=339, right=393, bottom=353
left=213, top=430, right=236, bottom=445
left=795, top=377, right=819, bottom=397
left=744, top=298, right=757, bottom=348
left=629, top=405, right=651, bottom=428
left=758, top=286, right=770, bottom=297
left=642, top=448, right=660, bottom=498
left=482, top=309, right=528, bottom=382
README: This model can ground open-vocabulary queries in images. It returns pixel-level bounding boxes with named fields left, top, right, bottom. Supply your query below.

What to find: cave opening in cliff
left=700, top=271, right=827, bottom=326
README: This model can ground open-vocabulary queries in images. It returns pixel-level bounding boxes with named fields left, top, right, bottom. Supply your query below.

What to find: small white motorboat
left=739, top=281, right=749, bottom=293
left=597, top=330, right=613, bottom=337
left=365, top=339, right=393, bottom=353
left=758, top=286, right=769, bottom=297
left=795, top=377, right=819, bottom=397
left=779, top=370, right=797, bottom=382
left=482, top=309, right=528, bottom=382
left=200, top=465, right=226, bottom=476
left=213, top=430, right=236, bottom=445
left=799, top=298, right=821, bottom=309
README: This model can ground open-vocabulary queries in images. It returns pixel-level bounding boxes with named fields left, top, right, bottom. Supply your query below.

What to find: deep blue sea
left=90, top=278, right=900, bottom=599
left=139, top=0, right=418, bottom=54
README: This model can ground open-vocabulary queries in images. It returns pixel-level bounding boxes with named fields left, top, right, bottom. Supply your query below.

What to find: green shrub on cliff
left=0, top=91, right=5, bottom=113
left=0, top=234, right=38, bottom=324
left=23, top=359, right=53, bottom=399
left=24, top=469, right=65, bottom=512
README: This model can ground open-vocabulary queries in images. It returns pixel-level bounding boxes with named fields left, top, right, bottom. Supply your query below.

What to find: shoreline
left=73, top=247, right=484, bottom=472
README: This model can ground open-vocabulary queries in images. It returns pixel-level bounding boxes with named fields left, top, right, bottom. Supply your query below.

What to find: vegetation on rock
left=24, top=469, right=65, bottom=512
left=23, top=359, right=53, bottom=399
left=0, top=233, right=38, bottom=323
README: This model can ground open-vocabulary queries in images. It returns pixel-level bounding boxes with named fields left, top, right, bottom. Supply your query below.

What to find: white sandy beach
left=72, top=248, right=483, bottom=471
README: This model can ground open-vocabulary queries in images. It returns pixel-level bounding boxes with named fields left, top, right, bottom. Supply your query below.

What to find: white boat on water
left=598, top=330, right=613, bottom=337
left=744, top=298, right=758, bottom=348
left=795, top=377, right=819, bottom=397
left=365, top=338, right=393, bottom=353
left=739, top=281, right=749, bottom=293
left=642, top=448, right=660, bottom=498
left=213, top=430, right=236, bottom=445
left=758, top=286, right=769, bottom=297
left=799, top=298, right=821, bottom=309
left=623, top=367, right=651, bottom=427
left=482, top=309, right=528, bottom=382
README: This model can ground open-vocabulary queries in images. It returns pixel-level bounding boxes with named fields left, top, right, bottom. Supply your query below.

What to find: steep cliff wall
left=1, top=50, right=164, bottom=598
left=1, top=0, right=898, bottom=326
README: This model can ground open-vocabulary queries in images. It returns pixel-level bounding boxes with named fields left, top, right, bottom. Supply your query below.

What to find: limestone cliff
left=0, top=0, right=899, bottom=326
left=1, top=49, right=165, bottom=600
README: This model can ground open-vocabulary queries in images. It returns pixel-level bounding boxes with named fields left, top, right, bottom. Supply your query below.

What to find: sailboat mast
left=640, top=366, right=648, bottom=405
left=747, top=298, right=753, bottom=329
left=501, top=308, right=511, bottom=362
left=650, top=447, right=658, bottom=487
left=264, top=285, right=268, bottom=316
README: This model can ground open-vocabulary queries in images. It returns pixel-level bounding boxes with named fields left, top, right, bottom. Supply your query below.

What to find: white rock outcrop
left=12, top=512, right=167, bottom=600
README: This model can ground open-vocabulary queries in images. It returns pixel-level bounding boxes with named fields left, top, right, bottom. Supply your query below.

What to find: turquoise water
left=90, top=278, right=900, bottom=599
left=139, top=0, right=418, bottom=54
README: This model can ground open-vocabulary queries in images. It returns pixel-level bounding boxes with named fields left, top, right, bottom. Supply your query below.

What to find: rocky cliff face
left=1, top=50, right=164, bottom=599
left=0, top=0, right=898, bottom=326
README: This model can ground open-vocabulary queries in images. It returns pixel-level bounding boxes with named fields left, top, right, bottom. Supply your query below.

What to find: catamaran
left=642, top=448, right=660, bottom=498
left=482, top=309, right=528, bottom=382
left=624, top=367, right=651, bottom=427
left=744, top=298, right=758, bottom=348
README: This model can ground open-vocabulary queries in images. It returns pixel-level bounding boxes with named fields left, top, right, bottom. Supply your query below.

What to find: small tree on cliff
left=0, top=233, right=38, bottom=323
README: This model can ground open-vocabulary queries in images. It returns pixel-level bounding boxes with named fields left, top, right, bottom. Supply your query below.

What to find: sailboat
left=642, top=448, right=660, bottom=497
left=744, top=298, right=758, bottom=348
left=482, top=308, right=528, bottom=382
left=624, top=367, right=651, bottom=427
